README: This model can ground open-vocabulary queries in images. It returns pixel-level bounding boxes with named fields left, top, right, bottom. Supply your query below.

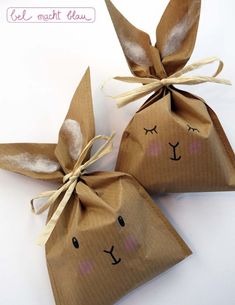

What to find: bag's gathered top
left=31, top=134, right=115, bottom=246
left=112, top=57, right=231, bottom=108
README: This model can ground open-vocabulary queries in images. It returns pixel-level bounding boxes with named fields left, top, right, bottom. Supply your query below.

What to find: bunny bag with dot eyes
left=0, top=69, right=191, bottom=305
left=105, top=0, right=235, bottom=193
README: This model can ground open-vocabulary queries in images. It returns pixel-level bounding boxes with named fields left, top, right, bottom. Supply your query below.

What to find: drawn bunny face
left=70, top=208, right=139, bottom=275
left=142, top=91, right=206, bottom=163
left=72, top=214, right=138, bottom=271
left=46, top=172, right=190, bottom=305
left=145, top=120, right=201, bottom=162
left=115, top=89, right=235, bottom=193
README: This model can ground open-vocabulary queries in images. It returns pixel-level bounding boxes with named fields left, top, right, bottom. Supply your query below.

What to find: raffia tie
left=110, top=57, right=232, bottom=108
left=31, top=134, right=115, bottom=246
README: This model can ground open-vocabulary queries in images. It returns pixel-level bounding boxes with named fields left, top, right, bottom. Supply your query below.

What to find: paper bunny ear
left=0, top=143, right=63, bottom=180
left=105, top=0, right=154, bottom=77
left=55, top=68, right=95, bottom=173
left=157, top=0, right=201, bottom=75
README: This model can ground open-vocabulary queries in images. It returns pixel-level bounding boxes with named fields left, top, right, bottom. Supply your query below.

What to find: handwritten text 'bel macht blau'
left=7, top=8, right=95, bottom=23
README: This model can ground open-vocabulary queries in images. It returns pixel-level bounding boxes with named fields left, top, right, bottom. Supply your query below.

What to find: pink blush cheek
left=147, top=140, right=162, bottom=157
left=189, top=140, right=203, bottom=155
left=79, top=260, right=93, bottom=276
left=124, top=235, right=139, bottom=253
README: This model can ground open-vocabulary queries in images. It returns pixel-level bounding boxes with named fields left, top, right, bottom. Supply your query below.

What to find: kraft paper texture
left=105, top=0, right=235, bottom=193
left=0, top=69, right=191, bottom=305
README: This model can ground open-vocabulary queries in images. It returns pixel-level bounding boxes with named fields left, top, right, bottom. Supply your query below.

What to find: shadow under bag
left=0, top=69, right=191, bottom=305
left=105, top=0, right=235, bottom=193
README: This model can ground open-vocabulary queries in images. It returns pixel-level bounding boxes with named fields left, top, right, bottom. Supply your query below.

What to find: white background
left=0, top=0, right=235, bottom=305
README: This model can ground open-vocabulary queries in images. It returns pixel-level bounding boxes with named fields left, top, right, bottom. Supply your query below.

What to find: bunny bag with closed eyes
left=0, top=69, right=191, bottom=305
left=105, top=0, right=235, bottom=193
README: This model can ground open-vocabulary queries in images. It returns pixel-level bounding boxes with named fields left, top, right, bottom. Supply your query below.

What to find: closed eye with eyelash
left=187, top=124, right=199, bottom=133
left=144, top=125, right=158, bottom=135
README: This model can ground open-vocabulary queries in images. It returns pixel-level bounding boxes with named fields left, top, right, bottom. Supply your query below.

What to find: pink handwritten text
left=7, top=7, right=95, bottom=23
left=9, top=9, right=32, bottom=22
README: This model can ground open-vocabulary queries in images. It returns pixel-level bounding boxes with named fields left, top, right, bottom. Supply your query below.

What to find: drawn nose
left=169, top=142, right=181, bottom=161
left=104, top=245, right=121, bottom=265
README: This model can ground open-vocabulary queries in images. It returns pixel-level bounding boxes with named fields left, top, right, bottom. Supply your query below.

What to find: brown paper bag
left=47, top=172, right=191, bottom=305
left=0, top=69, right=191, bottom=305
left=105, top=0, right=235, bottom=193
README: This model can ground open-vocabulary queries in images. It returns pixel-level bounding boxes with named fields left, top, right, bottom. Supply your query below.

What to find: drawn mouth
left=104, top=245, right=121, bottom=265
left=169, top=142, right=181, bottom=161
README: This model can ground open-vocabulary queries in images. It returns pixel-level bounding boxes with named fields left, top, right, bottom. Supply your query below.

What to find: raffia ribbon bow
left=31, top=134, right=115, bottom=246
left=110, top=57, right=232, bottom=108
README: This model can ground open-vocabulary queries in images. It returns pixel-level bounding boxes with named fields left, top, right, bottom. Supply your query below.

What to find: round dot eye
left=118, top=216, right=125, bottom=227
left=72, top=237, right=79, bottom=249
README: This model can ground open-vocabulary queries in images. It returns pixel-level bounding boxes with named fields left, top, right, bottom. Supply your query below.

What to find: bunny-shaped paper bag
left=105, top=0, right=235, bottom=193
left=0, top=69, right=191, bottom=305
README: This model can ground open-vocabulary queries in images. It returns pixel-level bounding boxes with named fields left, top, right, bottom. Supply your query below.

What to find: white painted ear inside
left=161, top=1, right=200, bottom=57
left=61, top=119, right=84, bottom=161
left=120, top=33, right=152, bottom=66
left=0, top=153, right=60, bottom=173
